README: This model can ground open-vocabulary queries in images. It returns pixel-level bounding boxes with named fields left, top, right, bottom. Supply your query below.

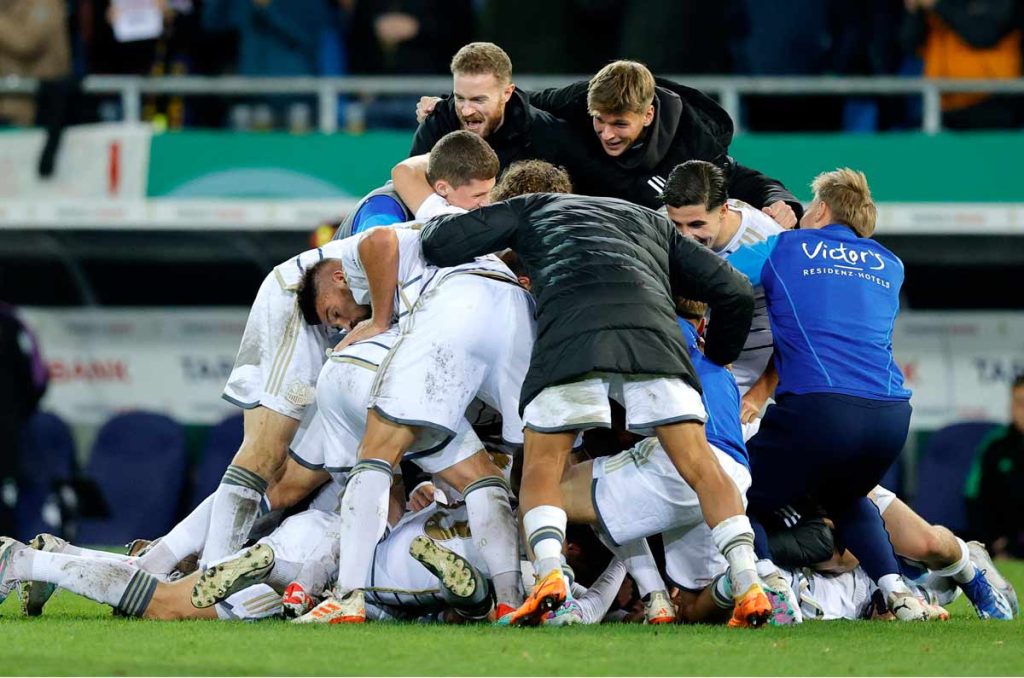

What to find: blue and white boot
left=961, top=566, right=1014, bottom=620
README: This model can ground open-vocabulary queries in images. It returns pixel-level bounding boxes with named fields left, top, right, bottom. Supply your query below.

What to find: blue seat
left=188, top=413, right=243, bottom=511
left=77, top=412, right=187, bottom=545
left=911, top=421, right=999, bottom=533
left=14, top=412, right=77, bottom=541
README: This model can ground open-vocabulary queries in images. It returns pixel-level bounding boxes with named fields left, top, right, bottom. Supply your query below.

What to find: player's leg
left=203, top=406, right=298, bottom=564
left=299, top=412, right=413, bottom=624
left=433, top=448, right=522, bottom=614
left=655, top=421, right=767, bottom=627
left=871, top=488, right=1013, bottom=619
left=0, top=538, right=165, bottom=617
left=409, top=534, right=493, bottom=621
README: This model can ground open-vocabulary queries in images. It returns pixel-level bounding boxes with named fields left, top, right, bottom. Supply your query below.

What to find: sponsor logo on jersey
left=285, top=381, right=316, bottom=406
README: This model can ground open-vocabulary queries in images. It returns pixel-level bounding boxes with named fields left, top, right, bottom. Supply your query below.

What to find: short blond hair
left=811, top=168, right=877, bottom=238
left=450, top=42, right=512, bottom=84
left=587, top=60, right=655, bottom=116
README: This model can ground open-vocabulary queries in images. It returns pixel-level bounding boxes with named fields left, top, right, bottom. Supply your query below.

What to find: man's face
left=1011, top=385, right=1024, bottom=432
left=452, top=72, right=513, bottom=138
left=315, top=265, right=370, bottom=332
left=666, top=203, right=728, bottom=248
left=438, top=177, right=496, bottom=211
left=591, top=106, right=654, bottom=157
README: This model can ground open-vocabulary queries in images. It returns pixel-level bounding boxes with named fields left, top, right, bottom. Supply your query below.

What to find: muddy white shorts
left=223, top=269, right=330, bottom=420
left=369, top=274, right=535, bottom=450
left=592, top=437, right=751, bottom=590
left=523, top=372, right=707, bottom=437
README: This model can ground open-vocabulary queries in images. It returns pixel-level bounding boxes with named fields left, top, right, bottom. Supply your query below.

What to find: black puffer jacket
left=409, top=88, right=590, bottom=172
left=526, top=78, right=801, bottom=215
left=420, top=193, right=754, bottom=410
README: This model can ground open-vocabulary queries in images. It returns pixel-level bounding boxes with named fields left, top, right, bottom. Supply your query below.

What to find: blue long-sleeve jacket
left=727, top=224, right=911, bottom=401
left=679, top=320, right=749, bottom=469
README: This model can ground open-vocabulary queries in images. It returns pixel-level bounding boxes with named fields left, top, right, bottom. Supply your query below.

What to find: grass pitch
left=2, top=562, right=1023, bottom=676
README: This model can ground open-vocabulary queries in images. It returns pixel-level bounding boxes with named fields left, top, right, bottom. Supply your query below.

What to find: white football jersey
left=714, top=199, right=784, bottom=393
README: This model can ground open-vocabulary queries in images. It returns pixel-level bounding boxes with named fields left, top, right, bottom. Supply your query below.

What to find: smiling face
left=436, top=177, right=496, bottom=211
left=591, top=106, right=654, bottom=157
left=452, top=72, right=514, bottom=139
left=314, top=263, right=370, bottom=332
left=666, top=202, right=730, bottom=249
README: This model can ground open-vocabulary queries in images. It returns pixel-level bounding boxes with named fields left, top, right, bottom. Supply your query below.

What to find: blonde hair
left=811, top=168, right=877, bottom=238
left=450, top=42, right=513, bottom=84
left=587, top=60, right=655, bottom=116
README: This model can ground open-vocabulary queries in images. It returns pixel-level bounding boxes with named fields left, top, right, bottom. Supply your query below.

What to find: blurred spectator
left=347, top=0, right=472, bottom=129
left=904, top=0, right=1023, bottom=129
left=966, top=374, right=1024, bottom=558
left=348, top=0, right=471, bottom=74
left=734, top=0, right=848, bottom=131
left=477, top=0, right=618, bottom=74
left=205, top=0, right=333, bottom=131
left=0, top=303, right=48, bottom=535
left=0, top=0, right=72, bottom=126
left=617, top=0, right=737, bottom=74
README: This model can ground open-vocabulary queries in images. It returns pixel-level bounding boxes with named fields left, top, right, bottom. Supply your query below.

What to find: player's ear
left=642, top=104, right=655, bottom=127
left=434, top=179, right=451, bottom=198
left=503, top=83, right=515, bottom=102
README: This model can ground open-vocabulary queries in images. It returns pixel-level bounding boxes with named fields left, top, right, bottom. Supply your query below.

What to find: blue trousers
left=746, top=393, right=912, bottom=582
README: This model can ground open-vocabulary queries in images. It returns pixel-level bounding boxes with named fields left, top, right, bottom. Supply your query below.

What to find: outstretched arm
left=420, top=201, right=523, bottom=266
left=668, top=229, right=754, bottom=366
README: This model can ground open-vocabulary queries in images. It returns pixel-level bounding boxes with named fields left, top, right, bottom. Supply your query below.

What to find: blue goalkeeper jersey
left=679, top=320, right=748, bottom=469
left=727, top=223, right=911, bottom=401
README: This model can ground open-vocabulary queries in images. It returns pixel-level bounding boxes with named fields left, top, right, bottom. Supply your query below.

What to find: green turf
left=2, top=562, right=1023, bottom=676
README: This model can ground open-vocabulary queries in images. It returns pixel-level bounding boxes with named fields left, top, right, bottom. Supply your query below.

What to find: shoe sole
left=20, top=535, right=62, bottom=616
left=409, top=535, right=477, bottom=599
left=191, top=544, right=275, bottom=609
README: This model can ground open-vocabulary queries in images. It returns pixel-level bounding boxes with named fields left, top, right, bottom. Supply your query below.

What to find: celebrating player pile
left=0, top=43, right=1017, bottom=631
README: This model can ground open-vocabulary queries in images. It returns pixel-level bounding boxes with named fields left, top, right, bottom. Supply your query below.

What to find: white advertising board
left=15, top=309, right=1024, bottom=429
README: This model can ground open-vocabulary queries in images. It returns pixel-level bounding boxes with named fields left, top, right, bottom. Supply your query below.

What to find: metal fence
left=4, top=74, right=1024, bottom=134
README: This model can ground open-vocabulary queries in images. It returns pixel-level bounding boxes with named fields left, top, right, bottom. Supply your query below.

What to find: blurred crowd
left=1, top=0, right=1023, bottom=131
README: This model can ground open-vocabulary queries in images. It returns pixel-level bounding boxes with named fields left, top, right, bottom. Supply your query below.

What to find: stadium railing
left=4, top=74, right=1024, bottom=135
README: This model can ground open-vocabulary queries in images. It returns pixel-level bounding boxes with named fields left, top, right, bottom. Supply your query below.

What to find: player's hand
left=408, top=482, right=435, bottom=511
left=416, top=96, right=441, bottom=124
left=762, top=201, right=797, bottom=229
left=740, top=381, right=770, bottom=423
left=374, top=12, right=420, bottom=47
left=335, top=317, right=391, bottom=350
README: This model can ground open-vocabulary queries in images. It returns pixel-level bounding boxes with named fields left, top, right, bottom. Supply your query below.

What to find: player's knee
left=437, top=452, right=501, bottom=493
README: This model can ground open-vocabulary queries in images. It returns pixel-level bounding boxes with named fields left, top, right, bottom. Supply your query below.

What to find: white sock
left=711, top=515, right=759, bottom=597
left=264, top=558, right=302, bottom=592
left=879, top=573, right=913, bottom=598
left=932, top=538, right=976, bottom=584
left=463, top=477, right=523, bottom=607
left=335, top=459, right=392, bottom=593
left=11, top=550, right=157, bottom=616
left=523, top=505, right=566, bottom=577
left=575, top=558, right=629, bottom=624
left=139, top=494, right=216, bottom=575
left=602, top=536, right=665, bottom=599
left=57, top=543, right=134, bottom=562
left=201, top=465, right=268, bottom=566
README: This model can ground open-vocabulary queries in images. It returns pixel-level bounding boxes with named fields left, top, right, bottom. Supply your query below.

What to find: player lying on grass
left=673, top=491, right=1017, bottom=625
left=0, top=499, right=499, bottom=622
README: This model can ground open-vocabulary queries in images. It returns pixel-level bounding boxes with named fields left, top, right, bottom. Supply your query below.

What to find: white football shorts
left=523, top=372, right=707, bottom=437
left=369, top=274, right=534, bottom=450
left=592, top=437, right=751, bottom=591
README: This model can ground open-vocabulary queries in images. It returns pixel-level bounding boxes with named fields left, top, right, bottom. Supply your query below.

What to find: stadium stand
left=77, top=412, right=187, bottom=544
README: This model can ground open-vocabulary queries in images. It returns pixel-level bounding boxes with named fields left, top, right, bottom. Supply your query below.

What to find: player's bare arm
left=338, top=228, right=400, bottom=349
left=391, top=154, right=433, bottom=214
